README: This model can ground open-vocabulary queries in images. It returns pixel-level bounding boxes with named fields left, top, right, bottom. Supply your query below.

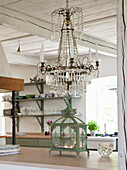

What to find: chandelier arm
left=40, top=70, right=46, bottom=75
left=89, top=65, right=94, bottom=71
left=93, top=66, right=99, bottom=71
left=82, top=56, right=89, bottom=64
left=46, top=65, right=52, bottom=72
left=93, top=68, right=98, bottom=71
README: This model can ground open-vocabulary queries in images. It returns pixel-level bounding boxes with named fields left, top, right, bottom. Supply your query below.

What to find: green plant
left=88, top=120, right=99, bottom=132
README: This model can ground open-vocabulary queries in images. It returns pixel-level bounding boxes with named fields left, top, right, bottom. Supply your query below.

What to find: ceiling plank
left=0, top=6, right=116, bottom=55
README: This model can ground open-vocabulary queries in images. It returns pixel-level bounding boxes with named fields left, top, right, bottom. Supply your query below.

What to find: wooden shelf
left=2, top=96, right=81, bottom=102
left=4, top=112, right=82, bottom=118
left=4, top=115, right=44, bottom=118
left=16, top=96, right=81, bottom=101
left=24, top=81, right=45, bottom=86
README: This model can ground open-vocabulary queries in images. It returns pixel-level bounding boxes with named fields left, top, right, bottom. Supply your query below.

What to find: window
left=86, top=76, right=117, bottom=134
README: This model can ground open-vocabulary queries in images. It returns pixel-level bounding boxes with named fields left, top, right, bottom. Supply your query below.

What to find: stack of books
left=0, top=145, right=20, bottom=156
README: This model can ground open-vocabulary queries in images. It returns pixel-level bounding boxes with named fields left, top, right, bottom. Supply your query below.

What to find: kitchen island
left=0, top=147, right=118, bottom=170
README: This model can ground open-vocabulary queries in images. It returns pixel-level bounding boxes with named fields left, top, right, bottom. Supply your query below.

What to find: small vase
left=45, top=126, right=50, bottom=136
left=90, top=131, right=95, bottom=136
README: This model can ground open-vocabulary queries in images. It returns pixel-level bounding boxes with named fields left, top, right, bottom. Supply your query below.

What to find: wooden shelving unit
left=4, top=80, right=82, bottom=133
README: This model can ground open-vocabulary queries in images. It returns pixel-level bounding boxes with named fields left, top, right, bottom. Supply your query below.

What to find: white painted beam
left=0, top=6, right=116, bottom=55
left=117, top=0, right=127, bottom=170
left=0, top=6, right=51, bottom=39
left=77, top=34, right=116, bottom=55
left=5, top=51, right=39, bottom=66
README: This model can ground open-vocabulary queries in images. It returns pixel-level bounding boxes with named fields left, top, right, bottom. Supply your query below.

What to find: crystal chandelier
left=38, top=0, right=99, bottom=96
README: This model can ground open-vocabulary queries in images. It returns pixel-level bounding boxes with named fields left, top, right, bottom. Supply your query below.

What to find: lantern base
left=49, top=148, right=90, bottom=158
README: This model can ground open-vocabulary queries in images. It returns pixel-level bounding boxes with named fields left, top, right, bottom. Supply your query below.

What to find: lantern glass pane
left=79, top=127, right=87, bottom=149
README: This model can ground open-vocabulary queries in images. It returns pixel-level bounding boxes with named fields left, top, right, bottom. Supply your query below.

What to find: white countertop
left=87, top=136, right=118, bottom=141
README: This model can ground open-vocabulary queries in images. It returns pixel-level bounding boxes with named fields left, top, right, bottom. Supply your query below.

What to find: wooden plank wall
left=117, top=0, right=127, bottom=169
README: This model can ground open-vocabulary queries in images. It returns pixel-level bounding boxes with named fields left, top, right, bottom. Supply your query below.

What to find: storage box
left=3, top=109, right=18, bottom=116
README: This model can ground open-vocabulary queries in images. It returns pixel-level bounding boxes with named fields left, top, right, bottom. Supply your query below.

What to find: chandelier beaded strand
left=38, top=0, right=99, bottom=96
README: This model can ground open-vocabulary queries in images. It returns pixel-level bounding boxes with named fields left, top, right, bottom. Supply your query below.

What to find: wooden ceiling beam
left=0, top=6, right=116, bottom=55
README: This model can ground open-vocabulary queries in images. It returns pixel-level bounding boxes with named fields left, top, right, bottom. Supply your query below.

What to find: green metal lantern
left=49, top=98, right=89, bottom=157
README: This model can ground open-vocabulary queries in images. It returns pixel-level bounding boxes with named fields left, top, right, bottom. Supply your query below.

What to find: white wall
left=5, top=65, right=40, bottom=133
left=10, top=64, right=37, bottom=81
left=4, top=54, right=117, bottom=134
left=99, top=54, right=117, bottom=77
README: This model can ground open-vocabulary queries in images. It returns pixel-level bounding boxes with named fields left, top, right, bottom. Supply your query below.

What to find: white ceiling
left=0, top=0, right=117, bottom=63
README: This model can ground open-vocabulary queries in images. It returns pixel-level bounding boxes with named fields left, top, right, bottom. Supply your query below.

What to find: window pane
left=86, top=76, right=117, bottom=134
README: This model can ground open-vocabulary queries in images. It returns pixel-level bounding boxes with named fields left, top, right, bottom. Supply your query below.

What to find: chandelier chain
left=66, top=0, right=69, bottom=8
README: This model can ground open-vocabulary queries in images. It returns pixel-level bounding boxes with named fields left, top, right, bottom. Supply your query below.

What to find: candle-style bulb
left=89, top=48, right=91, bottom=61
left=40, top=43, right=44, bottom=62
left=96, top=44, right=99, bottom=60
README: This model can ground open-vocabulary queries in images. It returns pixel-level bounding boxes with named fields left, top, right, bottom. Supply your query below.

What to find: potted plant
left=88, top=120, right=99, bottom=136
